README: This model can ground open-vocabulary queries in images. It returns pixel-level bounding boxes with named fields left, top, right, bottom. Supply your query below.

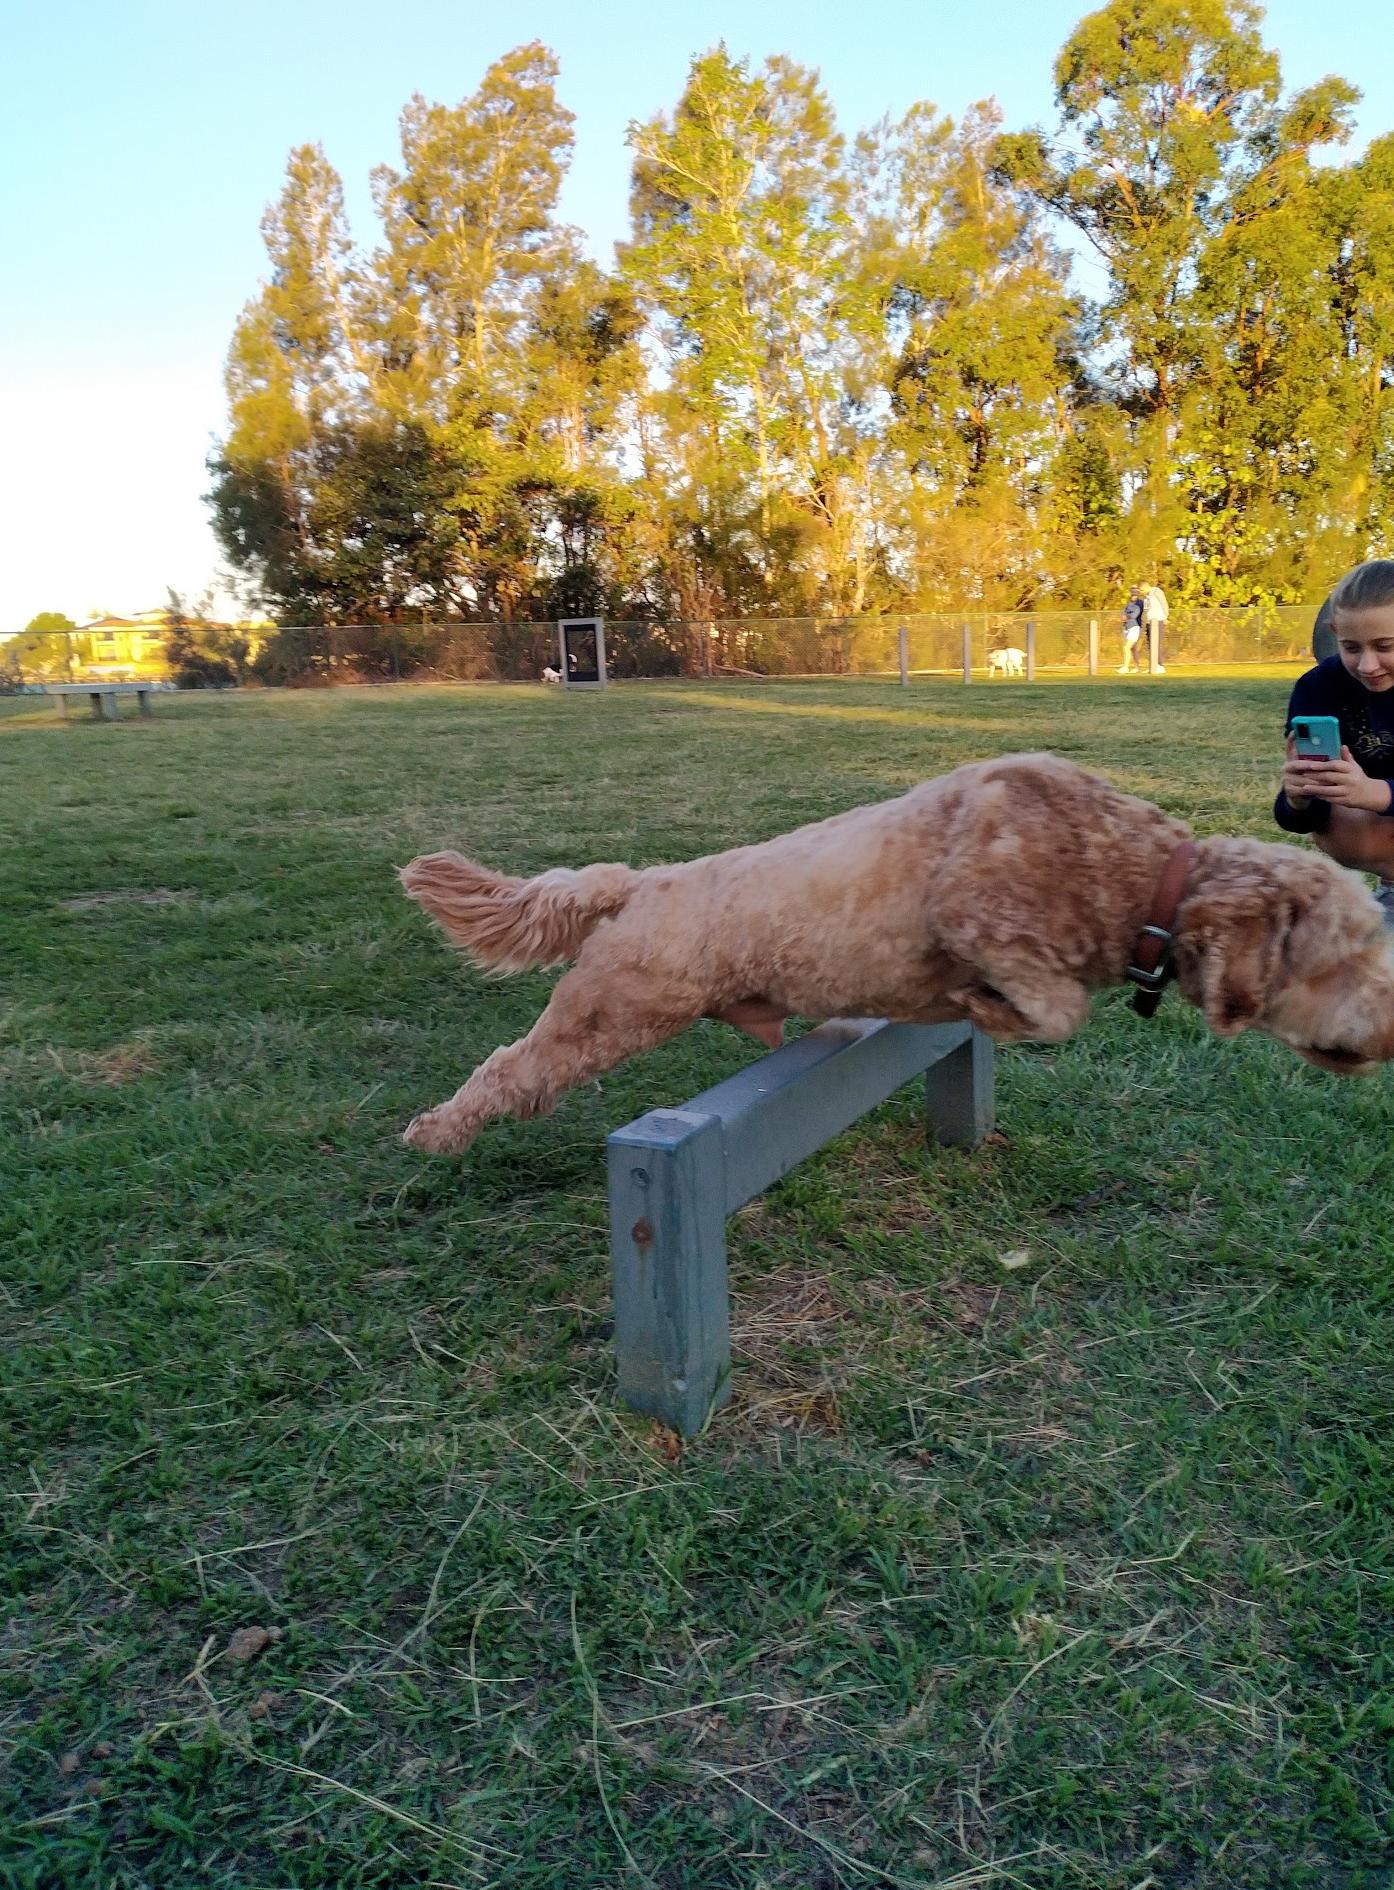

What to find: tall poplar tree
left=209, top=144, right=362, bottom=611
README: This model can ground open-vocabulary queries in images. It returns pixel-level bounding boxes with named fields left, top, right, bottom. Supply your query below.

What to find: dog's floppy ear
left=1181, top=890, right=1292, bottom=1037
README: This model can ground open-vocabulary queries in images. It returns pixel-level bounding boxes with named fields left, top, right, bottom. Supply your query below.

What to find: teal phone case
left=1291, top=715, right=1342, bottom=760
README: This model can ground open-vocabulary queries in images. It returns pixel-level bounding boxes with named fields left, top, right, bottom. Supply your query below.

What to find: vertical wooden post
left=962, top=622, right=972, bottom=684
left=1148, top=621, right=1161, bottom=673
left=608, top=1111, right=731, bottom=1435
left=924, top=1030, right=995, bottom=1147
left=1088, top=618, right=1099, bottom=677
left=1025, top=619, right=1036, bottom=682
left=898, top=625, right=909, bottom=688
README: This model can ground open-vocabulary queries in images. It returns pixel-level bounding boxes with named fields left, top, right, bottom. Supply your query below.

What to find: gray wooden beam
left=608, top=1110, right=729, bottom=1436
left=924, top=1025, right=995, bottom=1147
left=607, top=1020, right=993, bottom=1434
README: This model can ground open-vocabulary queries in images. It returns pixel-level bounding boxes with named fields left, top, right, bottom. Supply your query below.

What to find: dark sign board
left=558, top=618, right=607, bottom=689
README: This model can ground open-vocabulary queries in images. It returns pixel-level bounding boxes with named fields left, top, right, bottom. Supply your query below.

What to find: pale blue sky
left=2, top=0, right=1389, bottom=630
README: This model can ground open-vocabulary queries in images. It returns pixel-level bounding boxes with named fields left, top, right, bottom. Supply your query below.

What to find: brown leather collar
left=1127, top=841, right=1200, bottom=1017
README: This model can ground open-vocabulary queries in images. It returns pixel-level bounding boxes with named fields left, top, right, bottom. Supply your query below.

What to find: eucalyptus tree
left=864, top=99, right=1080, bottom=605
left=624, top=46, right=882, bottom=613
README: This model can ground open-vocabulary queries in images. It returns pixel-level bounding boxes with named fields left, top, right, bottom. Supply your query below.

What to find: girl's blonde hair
left=1331, top=558, right=1394, bottom=615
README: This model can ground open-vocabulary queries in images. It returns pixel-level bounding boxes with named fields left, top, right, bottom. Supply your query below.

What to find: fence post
left=961, top=622, right=972, bottom=684
left=1025, top=619, right=1036, bottom=682
left=898, top=625, right=909, bottom=688
left=1088, top=618, right=1099, bottom=677
left=1148, top=621, right=1161, bottom=673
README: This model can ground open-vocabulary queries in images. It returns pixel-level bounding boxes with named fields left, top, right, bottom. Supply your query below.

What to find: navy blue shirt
left=1274, top=656, right=1394, bottom=833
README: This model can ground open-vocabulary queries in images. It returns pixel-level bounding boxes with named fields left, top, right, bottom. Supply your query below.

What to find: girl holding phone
left=1277, top=559, right=1394, bottom=923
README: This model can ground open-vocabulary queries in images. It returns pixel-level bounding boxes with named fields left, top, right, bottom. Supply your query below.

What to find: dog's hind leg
left=404, top=958, right=702, bottom=1156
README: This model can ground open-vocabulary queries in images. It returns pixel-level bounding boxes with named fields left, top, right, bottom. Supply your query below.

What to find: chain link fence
left=1, top=606, right=1321, bottom=691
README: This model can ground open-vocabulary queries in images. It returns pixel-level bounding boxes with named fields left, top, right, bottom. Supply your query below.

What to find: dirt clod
left=226, top=1625, right=281, bottom=1662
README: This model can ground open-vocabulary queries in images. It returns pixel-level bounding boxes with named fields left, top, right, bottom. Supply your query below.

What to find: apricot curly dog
left=400, top=753, right=1394, bottom=1154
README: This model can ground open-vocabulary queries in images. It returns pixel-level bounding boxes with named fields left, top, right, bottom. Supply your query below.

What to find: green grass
left=3, top=676, right=1392, bottom=1890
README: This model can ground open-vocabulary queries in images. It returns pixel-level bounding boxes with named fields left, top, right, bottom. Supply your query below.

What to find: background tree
left=624, top=47, right=880, bottom=620
left=867, top=100, right=1080, bottom=607
left=1318, top=133, right=1394, bottom=563
left=992, top=0, right=1361, bottom=600
left=209, top=144, right=363, bottom=614
left=163, top=588, right=237, bottom=689
left=9, top=611, right=79, bottom=681
left=206, top=14, right=1390, bottom=668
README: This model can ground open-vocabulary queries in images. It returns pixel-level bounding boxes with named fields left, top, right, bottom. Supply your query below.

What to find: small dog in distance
left=987, top=647, right=1026, bottom=678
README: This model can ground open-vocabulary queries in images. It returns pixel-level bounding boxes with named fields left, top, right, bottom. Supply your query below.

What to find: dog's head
left=1174, top=839, right=1394, bottom=1074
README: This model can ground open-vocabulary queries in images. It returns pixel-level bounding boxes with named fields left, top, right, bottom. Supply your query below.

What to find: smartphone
left=1291, top=715, right=1342, bottom=761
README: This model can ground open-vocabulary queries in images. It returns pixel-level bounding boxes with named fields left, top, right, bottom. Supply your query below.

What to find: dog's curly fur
left=400, top=753, right=1394, bottom=1153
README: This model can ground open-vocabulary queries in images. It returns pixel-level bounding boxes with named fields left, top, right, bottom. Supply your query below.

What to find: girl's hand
left=1283, top=743, right=1393, bottom=813
left=1281, top=735, right=1312, bottom=809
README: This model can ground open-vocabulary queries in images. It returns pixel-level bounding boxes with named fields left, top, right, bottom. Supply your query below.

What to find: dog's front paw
left=945, top=982, right=1028, bottom=1042
left=403, top=1106, right=477, bottom=1155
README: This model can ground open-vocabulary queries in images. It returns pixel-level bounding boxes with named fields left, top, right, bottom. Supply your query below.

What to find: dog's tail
left=399, top=851, right=638, bottom=973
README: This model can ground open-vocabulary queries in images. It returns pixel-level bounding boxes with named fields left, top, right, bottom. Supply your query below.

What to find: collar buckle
left=1126, top=923, right=1175, bottom=995
left=1127, top=842, right=1199, bottom=1021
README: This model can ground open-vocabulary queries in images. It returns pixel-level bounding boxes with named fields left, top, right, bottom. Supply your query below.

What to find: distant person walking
left=1143, top=580, right=1169, bottom=672
left=1118, top=586, right=1144, bottom=672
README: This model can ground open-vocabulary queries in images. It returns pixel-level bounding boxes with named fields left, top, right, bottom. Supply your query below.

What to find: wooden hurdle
left=607, top=1020, right=994, bottom=1435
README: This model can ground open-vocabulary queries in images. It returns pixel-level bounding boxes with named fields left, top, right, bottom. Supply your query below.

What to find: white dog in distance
left=541, top=665, right=561, bottom=684
left=987, top=647, right=1026, bottom=678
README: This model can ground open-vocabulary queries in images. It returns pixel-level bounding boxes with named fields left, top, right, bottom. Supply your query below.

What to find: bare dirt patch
left=732, top=1268, right=846, bottom=1373
left=729, top=1267, right=850, bottom=1434
left=78, top=1042, right=160, bottom=1086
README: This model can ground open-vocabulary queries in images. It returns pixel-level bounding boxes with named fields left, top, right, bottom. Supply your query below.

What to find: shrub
left=173, top=650, right=238, bottom=690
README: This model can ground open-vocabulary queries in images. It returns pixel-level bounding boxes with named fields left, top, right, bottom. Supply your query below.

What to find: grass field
left=3, top=676, right=1392, bottom=1890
